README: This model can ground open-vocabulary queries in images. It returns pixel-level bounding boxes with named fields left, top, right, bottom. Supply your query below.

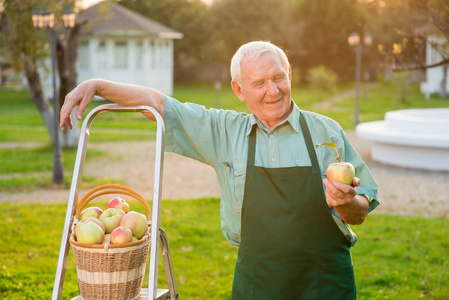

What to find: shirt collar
left=246, top=100, right=301, bottom=135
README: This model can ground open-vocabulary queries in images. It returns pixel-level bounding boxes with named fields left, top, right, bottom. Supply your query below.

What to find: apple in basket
left=120, top=211, right=148, bottom=239
left=76, top=222, right=105, bottom=244
left=111, top=226, right=133, bottom=244
left=79, top=206, right=103, bottom=221
left=99, top=208, right=126, bottom=234
left=75, top=217, right=105, bottom=238
left=107, top=197, right=130, bottom=214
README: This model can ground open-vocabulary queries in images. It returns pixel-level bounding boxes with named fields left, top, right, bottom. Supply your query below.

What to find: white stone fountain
left=356, top=108, right=449, bottom=171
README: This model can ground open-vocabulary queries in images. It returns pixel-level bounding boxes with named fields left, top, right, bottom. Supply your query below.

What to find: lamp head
left=62, top=6, right=76, bottom=28
left=348, top=32, right=360, bottom=47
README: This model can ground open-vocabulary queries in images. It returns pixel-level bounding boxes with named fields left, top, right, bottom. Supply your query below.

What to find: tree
left=293, top=0, right=369, bottom=82
left=0, top=0, right=83, bottom=147
left=367, top=0, right=449, bottom=96
left=210, top=0, right=299, bottom=68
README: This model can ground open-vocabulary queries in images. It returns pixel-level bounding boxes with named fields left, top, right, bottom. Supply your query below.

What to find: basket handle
left=75, top=184, right=152, bottom=220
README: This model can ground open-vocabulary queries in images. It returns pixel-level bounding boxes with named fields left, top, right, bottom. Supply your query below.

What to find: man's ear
left=288, top=66, right=292, bottom=82
left=231, top=80, right=245, bottom=102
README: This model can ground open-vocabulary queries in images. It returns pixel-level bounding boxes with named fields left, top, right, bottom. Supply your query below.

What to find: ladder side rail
left=52, top=105, right=112, bottom=300
left=142, top=105, right=166, bottom=300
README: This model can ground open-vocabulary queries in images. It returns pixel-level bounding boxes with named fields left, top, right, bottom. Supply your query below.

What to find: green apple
left=99, top=208, right=125, bottom=234
left=120, top=211, right=148, bottom=239
left=75, top=216, right=105, bottom=239
left=76, top=222, right=105, bottom=244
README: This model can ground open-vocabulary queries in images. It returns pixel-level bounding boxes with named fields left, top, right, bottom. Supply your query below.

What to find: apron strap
left=299, top=112, right=321, bottom=176
left=247, top=125, right=257, bottom=167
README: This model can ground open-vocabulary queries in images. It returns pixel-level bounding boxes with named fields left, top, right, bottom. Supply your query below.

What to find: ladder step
left=70, top=288, right=170, bottom=300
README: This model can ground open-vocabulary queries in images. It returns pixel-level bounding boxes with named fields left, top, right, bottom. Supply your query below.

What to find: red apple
left=110, top=226, right=133, bottom=244
left=326, top=162, right=355, bottom=185
left=106, top=197, right=130, bottom=213
left=75, top=217, right=105, bottom=238
left=76, top=222, right=105, bottom=244
left=99, top=208, right=125, bottom=234
left=120, top=211, right=148, bottom=239
left=79, top=206, right=103, bottom=221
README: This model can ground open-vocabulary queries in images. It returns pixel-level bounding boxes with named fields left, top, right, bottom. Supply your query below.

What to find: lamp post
left=348, top=31, right=372, bottom=125
left=32, top=6, right=76, bottom=184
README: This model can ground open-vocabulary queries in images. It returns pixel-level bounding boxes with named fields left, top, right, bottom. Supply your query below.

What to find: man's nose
left=266, top=80, right=279, bottom=96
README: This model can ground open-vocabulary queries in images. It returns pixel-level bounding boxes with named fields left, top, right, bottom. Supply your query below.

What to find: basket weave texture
left=70, top=184, right=152, bottom=300
left=71, top=236, right=150, bottom=300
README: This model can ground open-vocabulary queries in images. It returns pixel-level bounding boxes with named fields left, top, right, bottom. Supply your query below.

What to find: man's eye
left=274, top=75, right=285, bottom=81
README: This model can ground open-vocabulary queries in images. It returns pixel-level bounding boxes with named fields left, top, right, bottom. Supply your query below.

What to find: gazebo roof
left=79, top=2, right=183, bottom=39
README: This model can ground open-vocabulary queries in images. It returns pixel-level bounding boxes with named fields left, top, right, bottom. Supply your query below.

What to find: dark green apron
left=231, top=114, right=356, bottom=300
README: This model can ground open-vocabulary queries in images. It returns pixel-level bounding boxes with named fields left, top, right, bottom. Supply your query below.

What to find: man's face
left=232, top=51, right=292, bottom=131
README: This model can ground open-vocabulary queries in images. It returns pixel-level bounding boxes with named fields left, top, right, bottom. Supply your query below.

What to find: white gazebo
left=42, top=2, right=183, bottom=97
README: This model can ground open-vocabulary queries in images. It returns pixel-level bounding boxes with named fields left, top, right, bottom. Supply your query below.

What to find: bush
left=306, top=65, right=338, bottom=92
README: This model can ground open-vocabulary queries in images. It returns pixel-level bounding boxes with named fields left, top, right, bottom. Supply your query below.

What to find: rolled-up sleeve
left=341, top=130, right=379, bottom=212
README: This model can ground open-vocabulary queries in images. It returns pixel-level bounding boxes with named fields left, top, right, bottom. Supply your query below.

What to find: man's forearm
left=94, top=79, right=166, bottom=121
left=335, top=194, right=369, bottom=225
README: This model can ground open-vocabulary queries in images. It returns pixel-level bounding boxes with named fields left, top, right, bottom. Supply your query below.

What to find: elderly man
left=61, top=41, right=378, bottom=299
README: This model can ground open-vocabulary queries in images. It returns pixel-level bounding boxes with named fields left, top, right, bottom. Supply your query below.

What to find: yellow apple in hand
left=326, top=161, right=355, bottom=185
left=316, top=142, right=355, bottom=185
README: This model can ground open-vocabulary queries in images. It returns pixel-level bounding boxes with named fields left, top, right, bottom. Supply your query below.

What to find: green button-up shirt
left=165, top=97, right=379, bottom=247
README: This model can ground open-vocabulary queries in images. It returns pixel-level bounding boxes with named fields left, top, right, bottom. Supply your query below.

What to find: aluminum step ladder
left=51, top=104, right=179, bottom=300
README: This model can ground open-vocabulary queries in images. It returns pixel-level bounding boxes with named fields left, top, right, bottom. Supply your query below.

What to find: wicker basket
left=70, top=184, right=152, bottom=300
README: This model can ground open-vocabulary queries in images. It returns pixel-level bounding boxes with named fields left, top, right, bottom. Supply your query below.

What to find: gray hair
left=230, top=41, right=290, bottom=86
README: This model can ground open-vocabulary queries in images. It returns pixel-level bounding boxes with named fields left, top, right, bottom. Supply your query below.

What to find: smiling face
left=231, top=51, right=293, bottom=131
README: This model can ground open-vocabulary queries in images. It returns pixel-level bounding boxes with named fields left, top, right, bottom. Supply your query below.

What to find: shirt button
left=233, top=171, right=237, bottom=175
left=271, top=157, right=276, bottom=162
left=270, top=134, right=275, bottom=139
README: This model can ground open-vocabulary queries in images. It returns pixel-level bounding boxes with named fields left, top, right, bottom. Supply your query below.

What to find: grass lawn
left=0, top=199, right=448, bottom=299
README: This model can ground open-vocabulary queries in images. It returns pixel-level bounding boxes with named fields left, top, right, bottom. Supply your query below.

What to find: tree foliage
left=292, top=0, right=369, bottom=82
left=368, top=0, right=449, bottom=71
left=0, top=0, right=84, bottom=148
left=2, top=0, right=449, bottom=87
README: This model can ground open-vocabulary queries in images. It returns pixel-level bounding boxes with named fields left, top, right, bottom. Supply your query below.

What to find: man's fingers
left=352, top=177, right=361, bottom=187
left=60, top=102, right=72, bottom=129
left=324, top=178, right=356, bottom=197
left=75, top=89, right=94, bottom=120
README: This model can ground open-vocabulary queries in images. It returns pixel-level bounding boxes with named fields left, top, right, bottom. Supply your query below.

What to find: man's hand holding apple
left=323, top=177, right=369, bottom=225
left=323, top=177, right=360, bottom=208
